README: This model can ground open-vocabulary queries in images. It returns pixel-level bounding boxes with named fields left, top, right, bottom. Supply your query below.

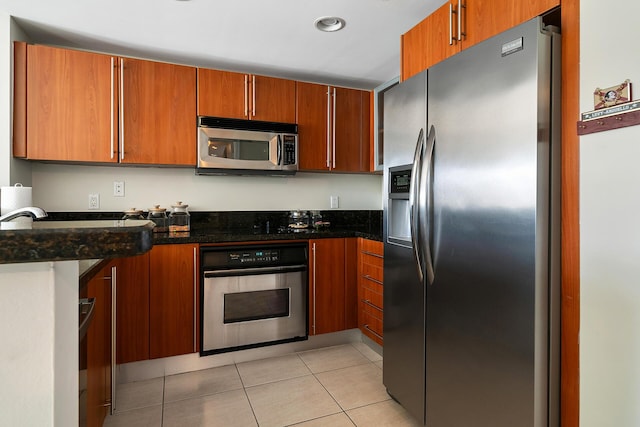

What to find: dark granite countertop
left=0, top=220, right=154, bottom=264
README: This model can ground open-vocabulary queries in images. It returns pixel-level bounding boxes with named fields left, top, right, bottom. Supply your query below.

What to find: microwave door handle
left=277, top=135, right=282, bottom=166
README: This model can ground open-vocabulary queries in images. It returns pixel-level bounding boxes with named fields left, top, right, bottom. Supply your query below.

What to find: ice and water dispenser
left=387, top=165, right=412, bottom=248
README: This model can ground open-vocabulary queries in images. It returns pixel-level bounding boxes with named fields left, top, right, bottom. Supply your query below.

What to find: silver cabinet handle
left=110, top=57, right=114, bottom=160
left=361, top=250, right=383, bottom=259
left=119, top=59, right=124, bottom=161
left=244, top=75, right=248, bottom=117
left=409, top=128, right=425, bottom=282
left=252, top=75, right=256, bottom=117
left=312, top=242, right=316, bottom=335
left=458, top=0, right=465, bottom=41
left=449, top=2, right=454, bottom=45
left=363, top=275, right=383, bottom=285
left=110, top=265, right=117, bottom=414
left=193, top=246, right=197, bottom=353
left=326, top=86, right=331, bottom=168
left=364, top=324, right=383, bottom=341
left=332, top=87, right=337, bottom=169
left=361, top=298, right=382, bottom=311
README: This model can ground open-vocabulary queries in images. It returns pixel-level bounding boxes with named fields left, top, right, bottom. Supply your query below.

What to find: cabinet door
left=251, top=75, right=296, bottom=123
left=25, top=44, right=118, bottom=162
left=115, top=253, right=150, bottom=364
left=85, top=264, right=113, bottom=427
left=309, top=238, right=346, bottom=335
left=121, top=58, right=196, bottom=165
left=197, top=68, right=248, bottom=119
left=297, top=82, right=330, bottom=171
left=149, top=244, right=198, bottom=359
left=462, top=0, right=560, bottom=49
left=401, top=2, right=459, bottom=81
left=332, top=87, right=366, bottom=172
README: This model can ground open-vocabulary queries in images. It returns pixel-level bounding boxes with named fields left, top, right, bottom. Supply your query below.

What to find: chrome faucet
left=0, top=207, right=48, bottom=222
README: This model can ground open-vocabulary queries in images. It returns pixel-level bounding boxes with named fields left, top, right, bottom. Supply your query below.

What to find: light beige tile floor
left=104, top=342, right=422, bottom=427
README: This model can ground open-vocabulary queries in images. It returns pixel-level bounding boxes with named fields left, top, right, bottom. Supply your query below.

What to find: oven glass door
left=202, top=269, right=307, bottom=354
left=224, top=288, right=289, bottom=323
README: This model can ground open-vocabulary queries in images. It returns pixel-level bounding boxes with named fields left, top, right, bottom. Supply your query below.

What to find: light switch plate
left=330, top=195, right=339, bottom=209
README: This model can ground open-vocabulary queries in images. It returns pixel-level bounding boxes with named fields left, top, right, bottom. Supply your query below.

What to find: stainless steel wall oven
left=200, top=243, right=308, bottom=355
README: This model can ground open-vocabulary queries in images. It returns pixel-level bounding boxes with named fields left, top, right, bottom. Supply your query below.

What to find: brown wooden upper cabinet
left=401, top=0, right=560, bottom=81
left=17, top=43, right=119, bottom=162
left=296, top=82, right=371, bottom=173
left=14, top=43, right=196, bottom=166
left=120, top=58, right=196, bottom=165
left=197, top=68, right=296, bottom=123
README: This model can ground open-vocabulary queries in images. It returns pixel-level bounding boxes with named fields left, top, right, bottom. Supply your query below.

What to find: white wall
left=580, top=1, right=640, bottom=425
left=0, top=261, right=79, bottom=427
left=32, top=163, right=383, bottom=212
left=0, top=13, right=31, bottom=188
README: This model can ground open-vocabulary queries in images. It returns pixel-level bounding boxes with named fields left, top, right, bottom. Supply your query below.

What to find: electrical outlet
left=88, top=193, right=100, bottom=210
left=330, top=195, right=339, bottom=209
left=113, top=181, right=125, bottom=197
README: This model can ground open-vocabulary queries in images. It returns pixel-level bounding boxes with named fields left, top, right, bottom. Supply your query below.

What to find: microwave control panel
left=282, top=135, right=297, bottom=165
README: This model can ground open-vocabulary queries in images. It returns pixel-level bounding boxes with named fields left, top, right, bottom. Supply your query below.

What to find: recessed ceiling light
left=314, top=16, right=346, bottom=32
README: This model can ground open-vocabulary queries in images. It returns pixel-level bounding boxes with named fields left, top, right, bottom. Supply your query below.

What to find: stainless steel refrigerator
left=382, top=17, right=561, bottom=427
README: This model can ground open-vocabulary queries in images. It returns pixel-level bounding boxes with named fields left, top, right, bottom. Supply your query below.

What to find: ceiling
left=0, top=0, right=441, bottom=90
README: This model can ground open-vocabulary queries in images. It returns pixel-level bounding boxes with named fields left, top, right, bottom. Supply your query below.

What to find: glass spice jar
left=169, top=201, right=190, bottom=233
left=147, top=205, right=169, bottom=233
left=122, top=208, right=145, bottom=221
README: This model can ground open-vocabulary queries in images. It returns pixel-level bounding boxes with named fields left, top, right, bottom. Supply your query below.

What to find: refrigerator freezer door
left=425, top=18, right=554, bottom=427
left=382, top=71, right=428, bottom=424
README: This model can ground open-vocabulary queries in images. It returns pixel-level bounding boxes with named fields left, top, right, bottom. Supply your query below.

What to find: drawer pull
left=364, top=324, right=383, bottom=340
left=362, top=250, right=383, bottom=259
left=361, top=298, right=382, bottom=311
left=363, top=274, right=383, bottom=285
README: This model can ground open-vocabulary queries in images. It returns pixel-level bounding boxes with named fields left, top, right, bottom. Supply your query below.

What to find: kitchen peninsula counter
left=0, top=220, right=154, bottom=264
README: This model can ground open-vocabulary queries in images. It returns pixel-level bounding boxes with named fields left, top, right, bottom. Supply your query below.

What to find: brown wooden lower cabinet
left=308, top=238, right=358, bottom=335
left=149, top=244, right=198, bottom=359
left=82, top=261, right=115, bottom=427
left=115, top=244, right=199, bottom=364
left=357, top=238, right=384, bottom=346
left=115, top=252, right=150, bottom=364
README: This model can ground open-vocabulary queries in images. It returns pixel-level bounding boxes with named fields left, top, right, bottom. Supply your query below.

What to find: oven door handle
left=204, top=264, right=307, bottom=278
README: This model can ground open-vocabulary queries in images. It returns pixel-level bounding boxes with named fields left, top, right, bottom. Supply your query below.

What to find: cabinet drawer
left=361, top=309, right=383, bottom=338
left=361, top=251, right=383, bottom=268
left=361, top=262, right=383, bottom=283
left=360, top=275, right=383, bottom=295
left=361, top=286, right=383, bottom=310
left=360, top=239, right=383, bottom=257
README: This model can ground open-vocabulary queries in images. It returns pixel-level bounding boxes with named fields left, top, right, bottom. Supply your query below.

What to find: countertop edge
left=0, top=221, right=155, bottom=265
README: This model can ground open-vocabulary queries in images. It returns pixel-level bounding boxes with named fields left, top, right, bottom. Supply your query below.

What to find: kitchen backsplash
left=31, top=164, right=383, bottom=212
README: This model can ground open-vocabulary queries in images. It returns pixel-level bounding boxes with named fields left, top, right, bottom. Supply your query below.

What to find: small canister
left=122, top=208, right=145, bottom=221
left=288, top=210, right=309, bottom=231
left=147, top=205, right=169, bottom=233
left=169, top=201, right=190, bottom=233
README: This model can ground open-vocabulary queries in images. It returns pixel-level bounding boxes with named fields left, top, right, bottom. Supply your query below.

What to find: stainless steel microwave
left=196, top=116, right=298, bottom=175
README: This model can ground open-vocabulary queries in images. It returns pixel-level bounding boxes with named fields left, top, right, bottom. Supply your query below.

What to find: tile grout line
left=160, top=375, right=166, bottom=427
left=234, top=362, right=261, bottom=427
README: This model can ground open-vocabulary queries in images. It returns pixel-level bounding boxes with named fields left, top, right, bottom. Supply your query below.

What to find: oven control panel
left=228, top=249, right=280, bottom=264
left=201, top=243, right=308, bottom=270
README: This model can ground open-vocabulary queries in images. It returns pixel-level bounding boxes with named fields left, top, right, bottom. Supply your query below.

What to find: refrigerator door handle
left=421, top=125, right=436, bottom=285
left=410, top=128, right=425, bottom=282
